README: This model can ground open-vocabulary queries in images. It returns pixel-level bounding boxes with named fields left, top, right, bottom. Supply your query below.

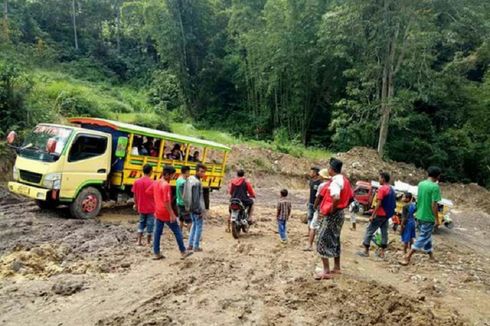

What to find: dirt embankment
left=227, top=145, right=490, bottom=214
left=0, top=145, right=15, bottom=183
left=225, top=146, right=325, bottom=189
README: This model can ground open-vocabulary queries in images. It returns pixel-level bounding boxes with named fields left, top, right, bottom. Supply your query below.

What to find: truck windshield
left=19, top=125, right=73, bottom=162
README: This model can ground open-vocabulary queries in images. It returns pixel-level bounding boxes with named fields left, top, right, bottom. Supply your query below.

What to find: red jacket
left=229, top=177, right=256, bottom=198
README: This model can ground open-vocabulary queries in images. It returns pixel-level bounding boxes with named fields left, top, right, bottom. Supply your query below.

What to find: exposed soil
left=1, top=145, right=489, bottom=325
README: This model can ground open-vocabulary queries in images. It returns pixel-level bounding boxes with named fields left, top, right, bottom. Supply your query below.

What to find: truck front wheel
left=69, top=187, right=102, bottom=219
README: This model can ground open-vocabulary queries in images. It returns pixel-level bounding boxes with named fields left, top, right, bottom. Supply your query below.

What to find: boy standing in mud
left=307, top=167, right=322, bottom=234
left=176, top=166, right=192, bottom=234
left=401, top=167, right=442, bottom=265
left=276, top=189, right=292, bottom=243
left=400, top=192, right=416, bottom=254
left=132, top=164, right=155, bottom=246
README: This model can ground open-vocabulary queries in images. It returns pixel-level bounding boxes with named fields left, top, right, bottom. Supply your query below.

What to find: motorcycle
left=229, top=198, right=250, bottom=239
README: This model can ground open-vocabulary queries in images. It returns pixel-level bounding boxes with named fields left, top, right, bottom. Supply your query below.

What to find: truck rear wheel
left=69, top=187, right=102, bottom=219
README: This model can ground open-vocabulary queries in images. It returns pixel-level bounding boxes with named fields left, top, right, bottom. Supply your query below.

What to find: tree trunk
left=2, top=0, right=8, bottom=42
left=115, top=2, right=121, bottom=52
left=72, top=0, right=79, bottom=50
left=377, top=34, right=397, bottom=157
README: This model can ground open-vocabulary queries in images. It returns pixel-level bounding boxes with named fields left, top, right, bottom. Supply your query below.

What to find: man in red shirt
left=359, top=172, right=396, bottom=258
left=227, top=169, right=256, bottom=232
left=148, top=165, right=193, bottom=260
left=132, top=164, right=155, bottom=246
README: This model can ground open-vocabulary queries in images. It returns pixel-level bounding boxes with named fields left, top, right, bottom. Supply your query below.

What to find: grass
left=26, top=70, right=331, bottom=162
left=1, top=43, right=330, bottom=163
left=170, top=123, right=331, bottom=161
left=30, top=69, right=150, bottom=116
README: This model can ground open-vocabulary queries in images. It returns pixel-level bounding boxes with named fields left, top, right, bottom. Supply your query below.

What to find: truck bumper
left=8, top=182, right=49, bottom=201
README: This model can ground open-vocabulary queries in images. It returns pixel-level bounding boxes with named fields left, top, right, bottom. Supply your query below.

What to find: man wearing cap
left=313, top=158, right=353, bottom=280
left=304, top=168, right=330, bottom=251
left=307, top=167, right=322, bottom=234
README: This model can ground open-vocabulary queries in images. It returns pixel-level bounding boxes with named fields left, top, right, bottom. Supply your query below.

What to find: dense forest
left=0, top=0, right=489, bottom=187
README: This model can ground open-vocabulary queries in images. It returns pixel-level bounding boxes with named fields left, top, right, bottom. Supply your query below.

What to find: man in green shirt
left=176, top=166, right=192, bottom=233
left=401, top=166, right=442, bottom=266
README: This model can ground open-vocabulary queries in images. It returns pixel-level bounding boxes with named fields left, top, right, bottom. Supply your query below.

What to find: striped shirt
left=277, top=199, right=292, bottom=220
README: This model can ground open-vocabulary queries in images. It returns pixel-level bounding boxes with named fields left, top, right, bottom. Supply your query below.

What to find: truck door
left=60, top=133, right=111, bottom=200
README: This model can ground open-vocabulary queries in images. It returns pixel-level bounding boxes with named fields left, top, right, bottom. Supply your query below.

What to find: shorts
left=178, top=205, right=192, bottom=224
left=309, top=211, right=321, bottom=230
left=138, top=213, right=155, bottom=234
left=412, top=221, right=434, bottom=253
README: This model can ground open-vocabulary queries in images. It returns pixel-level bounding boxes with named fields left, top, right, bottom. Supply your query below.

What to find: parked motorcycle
left=229, top=198, right=250, bottom=239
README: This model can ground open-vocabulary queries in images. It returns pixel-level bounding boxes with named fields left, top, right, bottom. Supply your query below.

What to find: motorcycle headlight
left=13, top=166, right=19, bottom=181
left=43, top=173, right=62, bottom=190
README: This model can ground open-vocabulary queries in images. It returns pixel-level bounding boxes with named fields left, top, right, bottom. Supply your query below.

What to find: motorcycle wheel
left=242, top=223, right=249, bottom=233
left=231, top=221, right=241, bottom=239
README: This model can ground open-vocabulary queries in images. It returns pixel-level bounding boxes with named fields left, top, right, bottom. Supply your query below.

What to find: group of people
left=131, top=156, right=442, bottom=280
left=131, top=137, right=201, bottom=162
left=131, top=163, right=208, bottom=259
left=305, top=160, right=442, bottom=279
left=131, top=165, right=258, bottom=259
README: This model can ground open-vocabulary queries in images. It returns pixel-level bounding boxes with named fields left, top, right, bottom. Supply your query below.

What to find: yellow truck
left=7, top=118, right=230, bottom=219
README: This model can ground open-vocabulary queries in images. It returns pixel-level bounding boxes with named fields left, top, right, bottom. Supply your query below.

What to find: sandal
left=399, top=259, right=410, bottom=266
left=303, top=247, right=313, bottom=252
left=357, top=251, right=369, bottom=257
left=180, top=251, right=194, bottom=259
left=374, top=252, right=385, bottom=259
left=314, top=272, right=333, bottom=280
left=152, top=254, right=165, bottom=260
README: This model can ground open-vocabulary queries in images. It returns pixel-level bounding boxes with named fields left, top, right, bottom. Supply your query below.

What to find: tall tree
left=320, top=0, right=438, bottom=156
left=71, top=0, right=79, bottom=50
left=2, top=0, right=7, bottom=42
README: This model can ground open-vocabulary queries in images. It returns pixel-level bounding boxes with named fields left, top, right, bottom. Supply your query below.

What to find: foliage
left=0, top=0, right=489, bottom=187
left=0, top=62, right=34, bottom=135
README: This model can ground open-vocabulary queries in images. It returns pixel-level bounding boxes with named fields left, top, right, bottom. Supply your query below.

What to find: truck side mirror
left=6, top=131, right=17, bottom=144
left=46, top=138, right=57, bottom=154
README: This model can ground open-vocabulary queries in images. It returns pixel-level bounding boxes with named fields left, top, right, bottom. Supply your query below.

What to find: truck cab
left=7, top=118, right=231, bottom=219
left=8, top=124, right=112, bottom=219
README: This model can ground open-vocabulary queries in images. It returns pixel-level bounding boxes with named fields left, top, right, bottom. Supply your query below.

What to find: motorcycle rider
left=227, top=169, right=256, bottom=232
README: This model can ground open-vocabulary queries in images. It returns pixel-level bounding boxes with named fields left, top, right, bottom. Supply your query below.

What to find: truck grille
left=20, top=170, right=43, bottom=184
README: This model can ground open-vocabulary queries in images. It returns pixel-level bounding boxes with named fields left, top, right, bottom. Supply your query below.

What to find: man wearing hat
left=313, top=158, right=353, bottom=280
left=304, top=168, right=330, bottom=251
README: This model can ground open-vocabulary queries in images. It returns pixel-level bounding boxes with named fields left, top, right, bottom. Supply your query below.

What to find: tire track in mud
left=0, top=187, right=481, bottom=325
left=0, top=191, right=142, bottom=279
left=95, top=208, right=468, bottom=326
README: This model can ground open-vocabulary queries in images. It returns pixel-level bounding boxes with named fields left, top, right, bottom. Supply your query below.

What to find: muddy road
left=0, top=186, right=489, bottom=325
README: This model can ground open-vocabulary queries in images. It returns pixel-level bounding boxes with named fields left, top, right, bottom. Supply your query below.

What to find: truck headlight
left=13, top=166, right=19, bottom=181
left=43, top=173, right=62, bottom=190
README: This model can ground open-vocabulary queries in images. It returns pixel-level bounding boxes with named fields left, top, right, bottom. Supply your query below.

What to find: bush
left=0, top=62, right=33, bottom=134
left=132, top=113, right=170, bottom=131
left=272, top=128, right=304, bottom=158
left=148, top=70, right=183, bottom=112
left=54, top=90, right=108, bottom=118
